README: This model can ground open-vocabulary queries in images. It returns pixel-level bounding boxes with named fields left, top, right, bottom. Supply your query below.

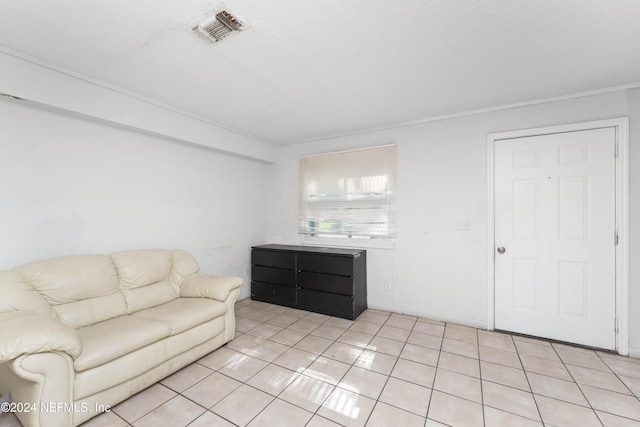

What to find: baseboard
left=628, top=347, right=640, bottom=359
left=366, top=302, right=487, bottom=330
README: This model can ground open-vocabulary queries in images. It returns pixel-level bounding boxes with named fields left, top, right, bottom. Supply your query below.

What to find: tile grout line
left=475, top=325, right=486, bottom=427
left=588, top=349, right=640, bottom=423
left=345, top=313, right=394, bottom=427
left=426, top=322, right=446, bottom=425
left=235, top=310, right=369, bottom=425
left=366, top=314, right=424, bottom=423
left=240, top=314, right=326, bottom=423
left=305, top=312, right=380, bottom=426
left=508, top=332, right=545, bottom=425
left=216, top=309, right=321, bottom=424
left=593, top=347, right=639, bottom=399
left=491, top=335, right=637, bottom=412
left=246, top=308, right=539, bottom=423
left=100, top=302, right=640, bottom=427
left=548, top=340, right=606, bottom=426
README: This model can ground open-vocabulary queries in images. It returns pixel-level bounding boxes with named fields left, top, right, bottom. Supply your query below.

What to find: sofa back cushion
left=0, top=271, right=56, bottom=318
left=169, top=250, right=201, bottom=288
left=111, top=249, right=199, bottom=313
left=14, top=255, right=126, bottom=328
left=112, top=250, right=173, bottom=290
left=6, top=249, right=201, bottom=327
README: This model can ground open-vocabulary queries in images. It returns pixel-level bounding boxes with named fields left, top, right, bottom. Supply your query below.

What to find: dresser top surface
left=252, top=244, right=365, bottom=257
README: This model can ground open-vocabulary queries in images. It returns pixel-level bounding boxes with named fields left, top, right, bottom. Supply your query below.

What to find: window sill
left=300, top=236, right=396, bottom=250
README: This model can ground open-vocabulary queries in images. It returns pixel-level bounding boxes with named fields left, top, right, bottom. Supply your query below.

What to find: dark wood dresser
left=251, top=244, right=367, bottom=320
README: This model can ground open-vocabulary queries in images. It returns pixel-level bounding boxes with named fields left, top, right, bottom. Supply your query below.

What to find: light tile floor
left=2, top=298, right=640, bottom=426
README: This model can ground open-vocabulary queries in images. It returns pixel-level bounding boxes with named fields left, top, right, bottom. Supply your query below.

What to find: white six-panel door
left=494, top=127, right=616, bottom=349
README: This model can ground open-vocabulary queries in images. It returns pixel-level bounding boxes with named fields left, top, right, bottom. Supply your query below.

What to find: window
left=299, top=144, right=397, bottom=239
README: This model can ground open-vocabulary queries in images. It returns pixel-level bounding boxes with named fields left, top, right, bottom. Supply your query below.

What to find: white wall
left=627, top=88, right=640, bottom=357
left=2, top=49, right=637, bottom=356
left=0, top=50, right=277, bottom=163
left=268, top=90, right=639, bottom=354
left=0, top=99, right=272, bottom=299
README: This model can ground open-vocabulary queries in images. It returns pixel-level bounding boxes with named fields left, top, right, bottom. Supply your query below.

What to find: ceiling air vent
left=194, top=10, right=246, bottom=43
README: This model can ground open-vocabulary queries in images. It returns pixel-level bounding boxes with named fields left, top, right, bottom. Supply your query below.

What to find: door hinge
left=614, top=142, right=619, bottom=157
left=615, top=319, right=619, bottom=333
left=614, top=231, right=619, bottom=246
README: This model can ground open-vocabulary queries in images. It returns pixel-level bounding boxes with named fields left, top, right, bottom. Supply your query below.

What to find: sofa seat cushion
left=132, top=298, right=226, bottom=335
left=74, top=316, right=171, bottom=372
left=73, top=317, right=226, bottom=399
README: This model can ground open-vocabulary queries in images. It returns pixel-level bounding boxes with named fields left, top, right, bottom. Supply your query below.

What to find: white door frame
left=486, top=118, right=629, bottom=355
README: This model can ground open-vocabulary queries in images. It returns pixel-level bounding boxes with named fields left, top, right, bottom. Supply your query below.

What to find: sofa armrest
left=180, top=273, right=243, bottom=302
left=0, top=311, right=82, bottom=362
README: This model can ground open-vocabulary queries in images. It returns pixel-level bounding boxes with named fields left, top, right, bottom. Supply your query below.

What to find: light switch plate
left=456, top=217, right=471, bottom=231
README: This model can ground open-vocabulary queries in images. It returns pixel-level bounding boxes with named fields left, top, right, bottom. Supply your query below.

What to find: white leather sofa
left=0, top=249, right=243, bottom=427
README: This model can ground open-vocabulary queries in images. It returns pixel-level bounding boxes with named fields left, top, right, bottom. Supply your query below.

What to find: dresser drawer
left=252, top=265, right=295, bottom=287
left=297, top=253, right=354, bottom=276
left=252, top=249, right=296, bottom=269
left=272, top=283, right=296, bottom=305
left=298, top=289, right=355, bottom=319
left=251, top=281, right=296, bottom=305
left=251, top=281, right=273, bottom=301
left=298, top=271, right=354, bottom=296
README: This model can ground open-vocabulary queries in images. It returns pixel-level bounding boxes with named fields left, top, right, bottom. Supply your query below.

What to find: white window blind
left=299, top=144, right=397, bottom=239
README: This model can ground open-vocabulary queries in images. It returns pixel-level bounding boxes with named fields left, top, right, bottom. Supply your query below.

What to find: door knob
left=497, top=247, right=506, bottom=254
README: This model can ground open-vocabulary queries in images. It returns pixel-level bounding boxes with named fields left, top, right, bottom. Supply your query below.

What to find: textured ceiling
left=1, top=0, right=639, bottom=144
